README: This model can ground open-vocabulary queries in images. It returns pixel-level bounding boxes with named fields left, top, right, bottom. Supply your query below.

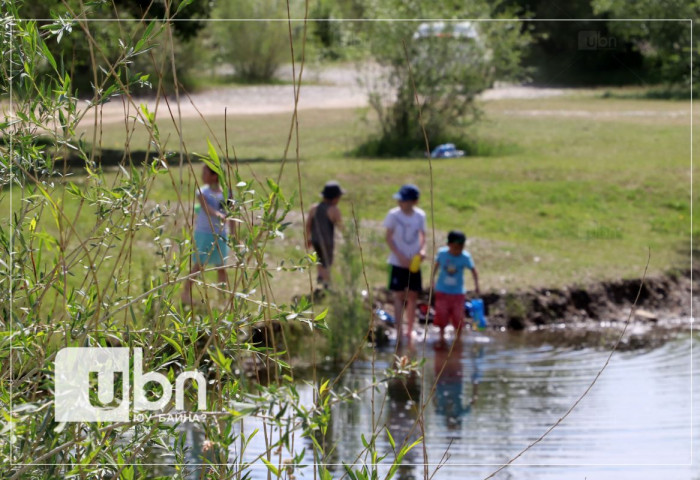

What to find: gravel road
left=87, top=64, right=565, bottom=124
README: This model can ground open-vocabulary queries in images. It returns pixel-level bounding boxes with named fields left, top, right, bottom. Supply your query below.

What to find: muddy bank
left=478, top=269, right=696, bottom=330
left=374, top=269, right=696, bottom=346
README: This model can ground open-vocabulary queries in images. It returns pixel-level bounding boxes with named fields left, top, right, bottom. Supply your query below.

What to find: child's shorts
left=312, top=241, right=334, bottom=267
left=434, top=292, right=466, bottom=329
left=193, top=231, right=228, bottom=267
left=388, top=265, right=422, bottom=292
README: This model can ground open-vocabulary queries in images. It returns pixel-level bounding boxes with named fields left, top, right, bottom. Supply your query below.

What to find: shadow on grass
left=600, top=85, right=690, bottom=101
left=350, top=134, right=521, bottom=159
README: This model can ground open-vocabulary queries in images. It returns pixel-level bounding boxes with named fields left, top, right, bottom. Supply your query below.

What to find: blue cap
left=321, top=181, right=345, bottom=199
left=393, top=184, right=420, bottom=201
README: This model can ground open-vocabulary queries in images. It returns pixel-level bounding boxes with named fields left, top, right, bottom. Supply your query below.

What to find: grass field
left=7, top=90, right=696, bottom=310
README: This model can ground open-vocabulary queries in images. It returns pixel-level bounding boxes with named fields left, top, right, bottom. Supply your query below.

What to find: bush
left=210, top=0, right=295, bottom=83
left=359, top=0, right=531, bottom=156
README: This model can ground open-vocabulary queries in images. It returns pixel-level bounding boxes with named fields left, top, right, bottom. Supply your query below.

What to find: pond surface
left=181, top=328, right=699, bottom=480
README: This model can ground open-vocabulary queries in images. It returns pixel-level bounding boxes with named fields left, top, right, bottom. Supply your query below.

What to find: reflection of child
left=431, top=231, right=480, bottom=346
left=306, top=181, right=344, bottom=289
left=434, top=338, right=467, bottom=429
left=434, top=340, right=484, bottom=429
left=181, top=165, right=233, bottom=304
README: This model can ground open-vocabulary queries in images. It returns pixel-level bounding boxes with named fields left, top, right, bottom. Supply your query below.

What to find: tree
left=210, top=0, right=296, bottom=82
left=359, top=0, right=532, bottom=156
left=12, top=0, right=209, bottom=96
left=591, top=0, right=697, bottom=88
left=493, top=0, right=648, bottom=86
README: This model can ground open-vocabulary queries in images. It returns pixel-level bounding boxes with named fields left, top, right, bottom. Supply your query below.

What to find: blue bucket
left=471, top=298, right=487, bottom=331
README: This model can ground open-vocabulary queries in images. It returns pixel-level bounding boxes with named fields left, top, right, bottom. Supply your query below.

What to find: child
left=181, top=164, right=233, bottom=304
left=306, top=181, right=345, bottom=289
left=431, top=230, right=480, bottom=348
left=384, top=184, right=426, bottom=347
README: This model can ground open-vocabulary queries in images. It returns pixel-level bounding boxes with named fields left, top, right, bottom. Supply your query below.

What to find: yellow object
left=409, top=254, right=421, bottom=273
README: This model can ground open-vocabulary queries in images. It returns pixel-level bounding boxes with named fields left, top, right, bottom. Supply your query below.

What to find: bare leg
left=393, top=290, right=407, bottom=342
left=404, top=290, right=418, bottom=345
left=182, top=263, right=203, bottom=303
left=317, top=265, right=330, bottom=287
left=434, top=326, right=447, bottom=351
left=217, top=267, right=228, bottom=297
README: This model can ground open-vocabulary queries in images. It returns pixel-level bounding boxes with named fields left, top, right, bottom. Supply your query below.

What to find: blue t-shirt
left=434, top=247, right=475, bottom=294
left=194, top=185, right=226, bottom=235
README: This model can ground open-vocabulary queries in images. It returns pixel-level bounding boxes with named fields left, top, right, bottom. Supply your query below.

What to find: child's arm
left=430, top=260, right=440, bottom=292
left=418, top=229, right=426, bottom=258
left=305, top=205, right=316, bottom=248
left=471, top=267, right=480, bottom=296
left=197, top=194, right=226, bottom=220
left=328, top=204, right=343, bottom=231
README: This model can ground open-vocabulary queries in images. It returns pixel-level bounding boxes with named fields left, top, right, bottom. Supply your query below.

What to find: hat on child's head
left=447, top=230, right=466, bottom=245
left=321, top=181, right=345, bottom=199
left=392, top=184, right=420, bottom=201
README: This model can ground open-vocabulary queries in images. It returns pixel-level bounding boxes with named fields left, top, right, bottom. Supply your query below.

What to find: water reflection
left=432, top=339, right=484, bottom=431
left=156, top=331, right=699, bottom=480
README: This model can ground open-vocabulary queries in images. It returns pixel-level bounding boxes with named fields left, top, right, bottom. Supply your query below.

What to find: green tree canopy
left=11, top=0, right=210, bottom=96
left=591, top=0, right=696, bottom=87
left=210, top=0, right=298, bottom=83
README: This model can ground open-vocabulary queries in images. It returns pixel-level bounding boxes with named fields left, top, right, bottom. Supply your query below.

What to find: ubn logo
left=55, top=347, right=206, bottom=422
left=578, top=31, right=617, bottom=50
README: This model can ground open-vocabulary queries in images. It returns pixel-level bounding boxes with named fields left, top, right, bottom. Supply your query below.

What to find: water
left=179, top=329, right=700, bottom=480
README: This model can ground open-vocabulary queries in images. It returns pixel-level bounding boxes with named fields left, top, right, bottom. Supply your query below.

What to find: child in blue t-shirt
left=431, top=230, right=480, bottom=348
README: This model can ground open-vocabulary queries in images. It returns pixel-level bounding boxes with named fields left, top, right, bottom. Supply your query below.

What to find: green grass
left=7, top=92, right=696, bottom=309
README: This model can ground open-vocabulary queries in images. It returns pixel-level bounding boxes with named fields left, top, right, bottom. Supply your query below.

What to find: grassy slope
left=9, top=92, right=696, bottom=306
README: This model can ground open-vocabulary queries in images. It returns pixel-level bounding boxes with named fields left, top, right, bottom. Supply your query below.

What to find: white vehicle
left=412, top=21, right=480, bottom=41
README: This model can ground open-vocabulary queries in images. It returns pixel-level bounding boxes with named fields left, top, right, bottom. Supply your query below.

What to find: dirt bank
left=374, top=269, right=697, bottom=347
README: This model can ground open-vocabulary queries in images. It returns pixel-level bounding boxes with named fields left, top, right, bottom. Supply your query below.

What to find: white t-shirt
left=383, top=206, right=426, bottom=266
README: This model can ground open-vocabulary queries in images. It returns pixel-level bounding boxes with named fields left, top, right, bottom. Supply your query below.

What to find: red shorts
left=434, top=292, right=466, bottom=329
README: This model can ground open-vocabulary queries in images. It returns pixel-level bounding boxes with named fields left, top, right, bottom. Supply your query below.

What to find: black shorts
left=388, top=265, right=422, bottom=292
left=312, top=241, right=334, bottom=267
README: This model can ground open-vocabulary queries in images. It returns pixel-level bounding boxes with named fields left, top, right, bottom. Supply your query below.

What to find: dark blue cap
left=321, top=181, right=345, bottom=199
left=393, top=184, right=420, bottom=201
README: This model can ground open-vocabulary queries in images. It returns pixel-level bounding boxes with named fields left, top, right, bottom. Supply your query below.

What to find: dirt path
left=77, top=64, right=693, bottom=126
left=84, top=64, right=567, bottom=125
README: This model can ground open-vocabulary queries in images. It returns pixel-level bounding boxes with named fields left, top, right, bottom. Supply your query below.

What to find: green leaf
left=266, top=177, right=280, bottom=193
left=386, top=427, right=396, bottom=451
left=140, top=103, right=155, bottom=124
left=320, top=467, right=333, bottom=480
left=314, top=308, right=328, bottom=322
left=66, top=182, right=82, bottom=198
left=261, top=458, right=279, bottom=476
left=122, top=465, right=135, bottom=480
left=175, top=0, right=196, bottom=16
left=134, top=21, right=156, bottom=53
left=161, top=334, right=184, bottom=357
left=202, top=138, right=223, bottom=178
left=361, top=433, right=370, bottom=448
left=343, top=464, right=359, bottom=480
left=40, top=38, right=57, bottom=72
left=319, top=379, right=330, bottom=396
